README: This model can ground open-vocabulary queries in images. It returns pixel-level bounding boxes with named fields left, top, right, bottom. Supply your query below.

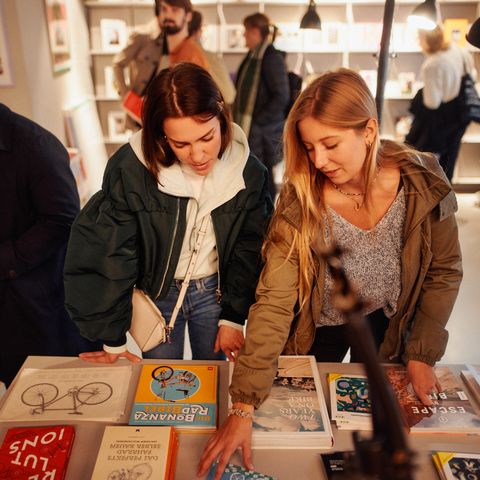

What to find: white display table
left=0, top=356, right=479, bottom=479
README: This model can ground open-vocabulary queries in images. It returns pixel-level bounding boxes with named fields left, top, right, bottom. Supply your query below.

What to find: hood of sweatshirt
left=129, top=123, right=249, bottom=218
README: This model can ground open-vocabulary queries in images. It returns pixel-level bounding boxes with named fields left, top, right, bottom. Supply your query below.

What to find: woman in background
left=406, top=24, right=476, bottom=181
left=64, top=63, right=273, bottom=364
left=198, top=68, right=462, bottom=480
left=233, top=13, right=290, bottom=199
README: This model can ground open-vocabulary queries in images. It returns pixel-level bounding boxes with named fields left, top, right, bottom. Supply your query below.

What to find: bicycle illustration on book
left=107, top=462, right=152, bottom=480
left=150, top=365, right=200, bottom=401
left=20, top=382, right=113, bottom=415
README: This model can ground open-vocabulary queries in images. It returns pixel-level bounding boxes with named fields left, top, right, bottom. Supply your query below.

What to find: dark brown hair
left=243, top=13, right=272, bottom=41
left=142, top=63, right=232, bottom=179
left=188, top=10, right=202, bottom=37
left=155, top=0, right=192, bottom=16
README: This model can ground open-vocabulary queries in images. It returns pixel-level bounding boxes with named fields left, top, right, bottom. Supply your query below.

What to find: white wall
left=0, top=0, right=107, bottom=192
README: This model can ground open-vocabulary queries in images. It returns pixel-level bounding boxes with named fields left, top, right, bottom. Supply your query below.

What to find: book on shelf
left=91, top=426, right=178, bottom=480
left=229, top=355, right=333, bottom=449
left=328, top=373, right=372, bottom=431
left=461, top=364, right=480, bottom=404
left=122, top=89, right=144, bottom=125
left=385, top=365, right=480, bottom=434
left=432, top=451, right=480, bottom=480
left=208, top=463, right=276, bottom=480
left=129, top=364, right=218, bottom=432
left=100, top=18, right=128, bottom=52
left=444, top=18, right=469, bottom=48
left=0, top=425, right=75, bottom=480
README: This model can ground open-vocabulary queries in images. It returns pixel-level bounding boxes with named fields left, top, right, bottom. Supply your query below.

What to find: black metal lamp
left=300, top=0, right=321, bottom=30
left=407, top=0, right=437, bottom=30
left=467, top=18, right=480, bottom=48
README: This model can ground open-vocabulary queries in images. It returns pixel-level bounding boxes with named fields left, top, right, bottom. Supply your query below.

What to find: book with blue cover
left=208, top=463, right=276, bottom=479
left=129, top=364, right=218, bottom=432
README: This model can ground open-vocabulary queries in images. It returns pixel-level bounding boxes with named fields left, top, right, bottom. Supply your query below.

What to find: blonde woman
left=198, top=68, right=462, bottom=479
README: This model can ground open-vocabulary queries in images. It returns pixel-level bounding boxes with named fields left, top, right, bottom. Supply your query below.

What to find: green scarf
left=233, top=41, right=269, bottom=137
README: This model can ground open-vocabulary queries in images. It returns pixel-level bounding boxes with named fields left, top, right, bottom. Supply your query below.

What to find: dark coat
left=236, top=44, right=289, bottom=168
left=0, top=104, right=100, bottom=386
left=64, top=142, right=273, bottom=347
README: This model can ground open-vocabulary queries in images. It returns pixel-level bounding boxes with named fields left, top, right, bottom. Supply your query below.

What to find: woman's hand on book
left=407, top=360, right=442, bottom=406
left=79, top=350, right=141, bottom=364
left=197, top=405, right=254, bottom=479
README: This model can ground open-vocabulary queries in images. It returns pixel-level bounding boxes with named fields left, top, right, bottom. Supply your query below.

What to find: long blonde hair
left=264, top=68, right=419, bottom=310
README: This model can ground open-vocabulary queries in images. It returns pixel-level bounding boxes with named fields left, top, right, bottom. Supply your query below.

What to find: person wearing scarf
left=232, top=13, right=290, bottom=199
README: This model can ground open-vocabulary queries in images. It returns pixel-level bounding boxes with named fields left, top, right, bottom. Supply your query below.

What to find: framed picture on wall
left=107, top=110, right=131, bottom=142
left=0, top=1, right=13, bottom=86
left=100, top=18, right=127, bottom=52
left=44, top=0, right=72, bottom=74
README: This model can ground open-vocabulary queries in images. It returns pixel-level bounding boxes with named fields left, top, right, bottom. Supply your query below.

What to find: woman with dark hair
left=64, top=62, right=273, bottom=364
left=233, top=12, right=290, bottom=199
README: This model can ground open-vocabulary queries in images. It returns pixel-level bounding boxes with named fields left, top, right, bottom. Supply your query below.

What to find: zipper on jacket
left=155, top=198, right=180, bottom=300
left=211, top=216, right=222, bottom=304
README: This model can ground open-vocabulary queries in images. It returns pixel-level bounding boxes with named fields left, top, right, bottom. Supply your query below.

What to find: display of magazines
left=0, top=425, right=75, bottom=480
left=230, top=355, right=333, bottom=448
left=328, top=372, right=372, bottom=430
left=432, top=451, right=480, bottom=480
left=461, top=364, right=480, bottom=404
left=129, top=364, right=218, bottom=432
left=385, top=365, right=480, bottom=434
left=91, top=426, right=178, bottom=480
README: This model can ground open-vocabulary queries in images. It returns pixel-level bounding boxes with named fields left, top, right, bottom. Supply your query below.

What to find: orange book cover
left=122, top=90, right=144, bottom=124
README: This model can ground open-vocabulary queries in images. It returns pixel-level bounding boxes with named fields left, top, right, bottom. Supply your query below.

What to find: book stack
left=129, top=364, right=218, bottom=432
left=232, top=356, right=333, bottom=449
left=461, top=364, right=480, bottom=404
left=432, top=451, right=480, bottom=479
left=91, top=426, right=178, bottom=480
left=385, top=365, right=480, bottom=434
left=0, top=425, right=75, bottom=480
left=208, top=463, right=276, bottom=480
left=328, top=373, right=372, bottom=430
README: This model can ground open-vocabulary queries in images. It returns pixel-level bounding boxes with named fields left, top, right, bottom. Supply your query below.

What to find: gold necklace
left=330, top=168, right=381, bottom=211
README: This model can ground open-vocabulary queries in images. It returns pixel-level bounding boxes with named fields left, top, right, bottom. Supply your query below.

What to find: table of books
left=0, top=356, right=479, bottom=479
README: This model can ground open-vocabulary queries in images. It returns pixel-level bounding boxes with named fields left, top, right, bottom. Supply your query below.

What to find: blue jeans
left=143, top=274, right=225, bottom=360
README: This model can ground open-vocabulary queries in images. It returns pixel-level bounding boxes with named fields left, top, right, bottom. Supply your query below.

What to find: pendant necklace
left=330, top=168, right=381, bottom=211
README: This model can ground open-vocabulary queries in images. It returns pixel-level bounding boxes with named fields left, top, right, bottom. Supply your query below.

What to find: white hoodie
left=129, top=123, right=250, bottom=281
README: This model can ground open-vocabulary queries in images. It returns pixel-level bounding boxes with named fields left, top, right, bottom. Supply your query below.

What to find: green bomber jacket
left=230, top=152, right=463, bottom=408
left=64, top=142, right=273, bottom=347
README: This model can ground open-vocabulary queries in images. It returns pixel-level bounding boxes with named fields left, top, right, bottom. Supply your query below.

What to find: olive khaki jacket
left=230, top=153, right=463, bottom=408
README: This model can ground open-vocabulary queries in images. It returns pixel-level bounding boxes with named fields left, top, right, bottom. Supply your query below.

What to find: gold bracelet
left=228, top=407, right=253, bottom=419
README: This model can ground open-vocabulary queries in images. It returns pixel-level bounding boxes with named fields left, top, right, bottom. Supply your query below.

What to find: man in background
left=113, top=0, right=210, bottom=123
left=0, top=104, right=100, bottom=386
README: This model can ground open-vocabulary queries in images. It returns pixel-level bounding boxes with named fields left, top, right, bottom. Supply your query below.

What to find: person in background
left=405, top=25, right=476, bottom=181
left=0, top=104, right=101, bottom=387
left=64, top=63, right=273, bottom=364
left=197, top=68, right=462, bottom=479
left=188, top=11, right=236, bottom=106
left=233, top=13, right=289, bottom=199
left=113, top=0, right=210, bottom=127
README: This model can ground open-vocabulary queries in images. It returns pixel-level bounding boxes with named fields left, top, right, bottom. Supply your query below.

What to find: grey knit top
left=317, top=187, right=406, bottom=327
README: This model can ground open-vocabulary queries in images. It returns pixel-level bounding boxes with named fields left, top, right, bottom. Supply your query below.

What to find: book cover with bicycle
left=0, top=425, right=75, bottom=479
left=0, top=366, right=132, bottom=422
left=129, top=364, right=218, bottom=431
left=91, top=425, right=178, bottom=480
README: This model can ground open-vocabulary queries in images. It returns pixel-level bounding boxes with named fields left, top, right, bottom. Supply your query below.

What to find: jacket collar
left=0, top=103, right=13, bottom=152
left=279, top=152, right=456, bottom=234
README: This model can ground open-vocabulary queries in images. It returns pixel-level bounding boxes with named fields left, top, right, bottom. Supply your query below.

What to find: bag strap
left=166, top=215, right=210, bottom=338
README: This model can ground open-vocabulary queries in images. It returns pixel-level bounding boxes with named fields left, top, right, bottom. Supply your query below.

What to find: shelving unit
left=83, top=0, right=480, bottom=186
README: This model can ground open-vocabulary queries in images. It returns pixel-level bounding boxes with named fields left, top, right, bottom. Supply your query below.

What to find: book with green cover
left=129, top=364, right=218, bottom=431
left=208, top=463, right=276, bottom=479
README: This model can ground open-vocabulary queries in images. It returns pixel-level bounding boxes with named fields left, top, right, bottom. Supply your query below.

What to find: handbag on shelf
left=457, top=58, right=480, bottom=124
left=129, top=216, right=210, bottom=352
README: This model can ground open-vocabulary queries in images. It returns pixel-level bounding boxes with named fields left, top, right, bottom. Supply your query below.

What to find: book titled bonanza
left=129, top=364, right=218, bottom=432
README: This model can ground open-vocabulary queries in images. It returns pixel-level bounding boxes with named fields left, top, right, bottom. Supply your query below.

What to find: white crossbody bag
left=129, top=216, right=210, bottom=352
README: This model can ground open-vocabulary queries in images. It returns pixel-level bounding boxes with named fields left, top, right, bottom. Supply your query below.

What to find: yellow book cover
left=444, top=18, right=469, bottom=47
left=91, top=425, right=178, bottom=480
left=129, top=364, right=218, bottom=431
